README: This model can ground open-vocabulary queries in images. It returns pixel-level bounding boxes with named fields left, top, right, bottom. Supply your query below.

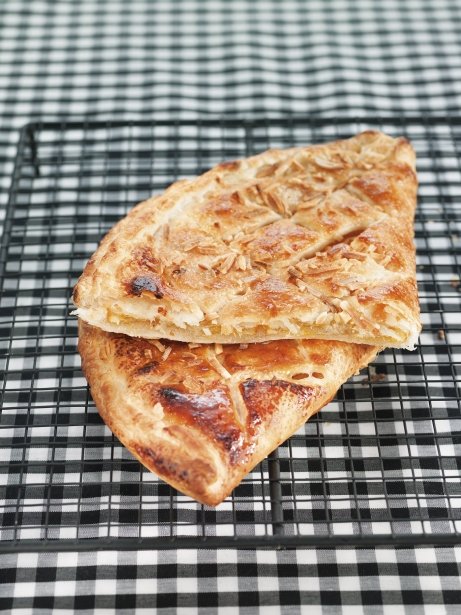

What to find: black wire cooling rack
left=1, top=117, right=460, bottom=551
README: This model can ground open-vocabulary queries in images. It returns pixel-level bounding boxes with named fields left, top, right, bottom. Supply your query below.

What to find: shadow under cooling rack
left=1, top=117, right=461, bottom=551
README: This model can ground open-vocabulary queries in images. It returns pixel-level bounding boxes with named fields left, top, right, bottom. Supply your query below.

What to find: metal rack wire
left=0, top=117, right=460, bottom=551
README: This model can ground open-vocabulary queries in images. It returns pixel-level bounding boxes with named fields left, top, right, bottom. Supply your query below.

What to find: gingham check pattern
left=1, top=0, right=461, bottom=612
left=1, top=548, right=461, bottom=613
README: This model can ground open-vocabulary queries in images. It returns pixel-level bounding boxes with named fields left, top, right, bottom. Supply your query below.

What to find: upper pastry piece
left=73, top=131, right=421, bottom=348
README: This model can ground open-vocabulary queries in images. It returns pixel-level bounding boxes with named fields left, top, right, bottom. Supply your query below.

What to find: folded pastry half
left=79, top=320, right=378, bottom=506
left=74, top=131, right=420, bottom=349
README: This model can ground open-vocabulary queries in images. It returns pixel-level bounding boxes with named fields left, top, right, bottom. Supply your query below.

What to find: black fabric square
left=74, top=594, right=95, bottom=610
left=320, top=591, right=342, bottom=605
left=279, top=590, right=301, bottom=605
left=238, top=592, right=259, bottom=607
left=117, top=565, right=137, bottom=580
left=197, top=592, right=219, bottom=608
left=318, top=563, right=339, bottom=577
left=237, top=563, right=259, bottom=577
left=401, top=590, right=424, bottom=604
left=197, top=563, right=218, bottom=578
left=1, top=568, right=16, bottom=584
left=358, top=562, right=379, bottom=577
left=361, top=590, right=383, bottom=605
left=437, top=562, right=460, bottom=576
left=156, top=593, right=177, bottom=609
left=116, top=594, right=137, bottom=610
left=442, top=591, right=461, bottom=604
left=157, top=564, right=177, bottom=579
left=33, top=596, right=55, bottom=610
left=36, top=567, right=57, bottom=583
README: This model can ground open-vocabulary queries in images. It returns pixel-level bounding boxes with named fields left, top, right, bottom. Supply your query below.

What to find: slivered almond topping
left=303, top=283, right=330, bottom=301
left=236, top=254, right=247, bottom=271
left=339, top=300, right=349, bottom=311
left=288, top=266, right=302, bottom=279
left=182, top=239, right=201, bottom=252
left=313, top=155, right=344, bottom=170
left=219, top=253, right=237, bottom=274
left=152, top=340, right=166, bottom=353
left=198, top=262, right=211, bottom=270
left=152, top=402, right=164, bottom=416
left=242, top=273, right=261, bottom=284
left=188, top=343, right=200, bottom=349
left=315, top=311, right=330, bottom=325
left=214, top=343, right=223, bottom=355
left=239, top=343, right=249, bottom=349
left=161, top=346, right=172, bottom=361
left=270, top=193, right=287, bottom=215
left=339, top=311, right=352, bottom=323
left=295, top=279, right=307, bottom=291
left=203, top=327, right=212, bottom=336
left=233, top=190, right=244, bottom=205
left=289, top=158, right=306, bottom=173
left=238, top=235, right=254, bottom=246
left=207, top=354, right=232, bottom=379
left=343, top=251, right=367, bottom=261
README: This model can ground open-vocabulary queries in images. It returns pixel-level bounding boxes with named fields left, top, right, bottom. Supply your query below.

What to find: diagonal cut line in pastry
left=73, top=130, right=421, bottom=349
left=78, top=320, right=379, bottom=506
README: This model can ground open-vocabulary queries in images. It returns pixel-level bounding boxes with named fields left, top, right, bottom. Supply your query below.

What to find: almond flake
left=313, top=155, right=344, bottom=170
left=152, top=340, right=166, bottom=353
left=153, top=402, right=164, bottom=416
left=236, top=254, right=247, bottom=271
left=295, top=279, right=307, bottom=291
left=315, top=311, right=329, bottom=325
left=288, top=266, right=302, bottom=279
left=161, top=346, right=172, bottom=361
left=220, top=253, right=237, bottom=274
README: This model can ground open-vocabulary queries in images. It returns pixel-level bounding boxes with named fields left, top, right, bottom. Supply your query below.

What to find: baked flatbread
left=79, top=320, right=378, bottom=505
left=74, top=131, right=420, bottom=349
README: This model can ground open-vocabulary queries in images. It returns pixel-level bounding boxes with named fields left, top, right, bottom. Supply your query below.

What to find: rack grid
left=1, top=117, right=460, bottom=550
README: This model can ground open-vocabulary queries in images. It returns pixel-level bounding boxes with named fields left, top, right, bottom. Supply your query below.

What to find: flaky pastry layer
left=79, top=320, right=378, bottom=505
left=74, top=131, right=421, bottom=348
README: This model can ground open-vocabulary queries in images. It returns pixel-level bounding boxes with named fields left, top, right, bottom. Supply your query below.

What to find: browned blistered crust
left=73, top=131, right=421, bottom=349
left=78, top=320, right=378, bottom=506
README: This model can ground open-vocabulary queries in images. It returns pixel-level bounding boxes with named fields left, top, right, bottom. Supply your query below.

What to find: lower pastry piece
left=78, top=320, right=378, bottom=506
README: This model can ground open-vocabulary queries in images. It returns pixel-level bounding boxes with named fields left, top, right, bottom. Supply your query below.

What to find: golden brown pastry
left=79, top=320, right=378, bottom=506
left=73, top=131, right=420, bottom=348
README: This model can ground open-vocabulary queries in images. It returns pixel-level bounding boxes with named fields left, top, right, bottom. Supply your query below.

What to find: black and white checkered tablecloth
left=1, top=0, right=461, bottom=612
